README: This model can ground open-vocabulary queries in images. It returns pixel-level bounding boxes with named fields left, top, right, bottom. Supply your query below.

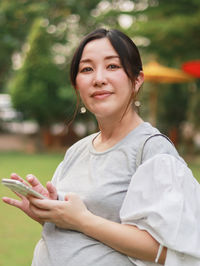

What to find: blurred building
left=0, top=94, right=38, bottom=134
left=0, top=94, right=19, bottom=122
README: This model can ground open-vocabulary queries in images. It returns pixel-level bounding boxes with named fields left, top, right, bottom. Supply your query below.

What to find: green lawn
left=0, top=151, right=199, bottom=266
left=0, top=151, right=64, bottom=266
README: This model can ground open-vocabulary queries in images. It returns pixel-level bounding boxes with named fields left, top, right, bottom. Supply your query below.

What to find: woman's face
left=75, top=38, right=138, bottom=121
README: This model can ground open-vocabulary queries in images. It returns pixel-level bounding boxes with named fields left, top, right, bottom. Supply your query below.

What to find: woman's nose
left=93, top=69, right=107, bottom=87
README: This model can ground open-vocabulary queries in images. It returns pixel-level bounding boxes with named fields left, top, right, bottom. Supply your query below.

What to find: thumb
left=46, top=182, right=57, bottom=200
left=64, top=192, right=75, bottom=201
left=64, top=192, right=78, bottom=202
left=64, top=194, right=69, bottom=201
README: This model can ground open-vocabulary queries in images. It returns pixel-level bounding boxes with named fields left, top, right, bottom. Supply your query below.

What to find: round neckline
left=89, top=122, right=150, bottom=155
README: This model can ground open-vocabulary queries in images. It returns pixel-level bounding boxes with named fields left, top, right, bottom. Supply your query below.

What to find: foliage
left=0, top=0, right=48, bottom=91
left=133, top=0, right=200, bottom=131
left=187, top=82, right=200, bottom=130
left=1, top=0, right=200, bottom=139
left=0, top=0, right=102, bottom=93
left=158, top=84, right=189, bottom=131
left=86, top=0, right=200, bottom=133
left=10, top=18, right=76, bottom=127
left=123, top=0, right=200, bottom=133
left=122, top=0, right=200, bottom=65
left=1, top=0, right=102, bottom=131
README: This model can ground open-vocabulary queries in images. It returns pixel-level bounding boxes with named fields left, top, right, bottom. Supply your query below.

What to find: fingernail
left=27, top=174, right=33, bottom=181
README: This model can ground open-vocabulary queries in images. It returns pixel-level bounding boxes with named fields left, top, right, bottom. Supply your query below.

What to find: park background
left=0, top=0, right=200, bottom=265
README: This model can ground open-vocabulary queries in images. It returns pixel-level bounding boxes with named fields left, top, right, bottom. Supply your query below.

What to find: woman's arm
left=82, top=212, right=166, bottom=264
left=28, top=192, right=166, bottom=264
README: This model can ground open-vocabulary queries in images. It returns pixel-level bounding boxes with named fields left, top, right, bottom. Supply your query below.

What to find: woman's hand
left=28, top=193, right=166, bottom=264
left=2, top=173, right=58, bottom=224
left=28, top=192, right=91, bottom=231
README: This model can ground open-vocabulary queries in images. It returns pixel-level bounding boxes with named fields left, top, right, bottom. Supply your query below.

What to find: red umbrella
left=182, top=60, right=200, bottom=78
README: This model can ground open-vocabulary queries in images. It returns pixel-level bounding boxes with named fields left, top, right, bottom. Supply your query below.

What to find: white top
left=31, top=122, right=200, bottom=265
left=120, top=154, right=200, bottom=266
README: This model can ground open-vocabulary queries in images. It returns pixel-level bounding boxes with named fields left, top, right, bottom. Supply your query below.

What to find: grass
left=189, top=161, right=200, bottom=183
left=0, top=151, right=64, bottom=266
left=0, top=151, right=199, bottom=266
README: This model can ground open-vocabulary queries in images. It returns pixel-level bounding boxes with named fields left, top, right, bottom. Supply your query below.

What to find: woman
left=2, top=28, right=200, bottom=266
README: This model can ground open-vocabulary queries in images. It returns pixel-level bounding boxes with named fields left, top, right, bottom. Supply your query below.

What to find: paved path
left=0, top=134, right=28, bottom=151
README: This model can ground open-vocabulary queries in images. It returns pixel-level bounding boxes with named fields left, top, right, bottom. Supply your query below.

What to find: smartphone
left=1, top=178, right=47, bottom=199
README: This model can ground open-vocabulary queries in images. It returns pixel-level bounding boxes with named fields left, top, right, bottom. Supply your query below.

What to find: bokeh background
left=0, top=0, right=200, bottom=265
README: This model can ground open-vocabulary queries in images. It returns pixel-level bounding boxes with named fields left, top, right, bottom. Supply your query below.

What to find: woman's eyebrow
left=80, top=55, right=120, bottom=64
left=79, top=58, right=92, bottom=64
left=105, top=55, right=120, bottom=60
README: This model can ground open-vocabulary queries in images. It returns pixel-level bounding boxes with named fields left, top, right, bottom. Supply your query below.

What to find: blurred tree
left=9, top=18, right=76, bottom=147
left=140, top=0, right=199, bottom=64
left=132, top=0, right=200, bottom=137
left=85, top=0, right=199, bottom=136
left=187, top=81, right=200, bottom=130
left=2, top=0, right=200, bottom=148
left=132, top=0, right=200, bottom=140
left=105, top=0, right=200, bottom=140
left=0, top=0, right=101, bottom=93
left=157, top=83, right=189, bottom=143
left=1, top=0, right=102, bottom=146
left=99, top=0, right=200, bottom=65
left=0, top=0, right=51, bottom=92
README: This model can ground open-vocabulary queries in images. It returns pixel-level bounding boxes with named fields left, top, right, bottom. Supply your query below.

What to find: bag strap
left=135, top=133, right=174, bottom=169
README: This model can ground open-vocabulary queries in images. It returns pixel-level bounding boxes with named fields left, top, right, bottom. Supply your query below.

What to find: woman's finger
left=2, top=196, right=23, bottom=209
left=13, top=191, right=27, bottom=200
left=46, top=182, right=57, bottom=200
left=26, top=175, right=49, bottom=197
left=10, top=173, right=29, bottom=186
left=26, top=174, right=42, bottom=188
left=29, top=197, right=52, bottom=210
left=29, top=201, right=51, bottom=220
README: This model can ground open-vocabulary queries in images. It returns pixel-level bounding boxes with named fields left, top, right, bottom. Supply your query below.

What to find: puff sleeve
left=120, top=154, right=200, bottom=266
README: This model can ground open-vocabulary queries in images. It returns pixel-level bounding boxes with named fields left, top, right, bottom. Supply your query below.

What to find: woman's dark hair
left=70, top=28, right=143, bottom=87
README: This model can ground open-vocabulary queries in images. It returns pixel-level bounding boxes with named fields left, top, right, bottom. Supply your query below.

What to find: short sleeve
left=120, top=154, right=200, bottom=265
left=142, top=135, right=180, bottom=163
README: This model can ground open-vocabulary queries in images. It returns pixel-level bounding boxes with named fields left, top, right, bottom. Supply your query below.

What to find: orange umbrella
left=144, top=61, right=194, bottom=83
left=143, top=61, right=194, bottom=126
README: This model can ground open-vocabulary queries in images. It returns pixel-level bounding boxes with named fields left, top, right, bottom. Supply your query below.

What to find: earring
left=134, top=100, right=141, bottom=107
left=80, top=104, right=87, bottom=114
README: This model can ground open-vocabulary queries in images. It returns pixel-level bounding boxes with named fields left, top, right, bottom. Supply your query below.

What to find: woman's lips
left=92, top=90, right=113, bottom=99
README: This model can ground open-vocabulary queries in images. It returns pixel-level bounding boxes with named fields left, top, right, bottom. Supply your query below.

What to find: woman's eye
left=80, top=67, right=93, bottom=73
left=108, top=64, right=120, bottom=70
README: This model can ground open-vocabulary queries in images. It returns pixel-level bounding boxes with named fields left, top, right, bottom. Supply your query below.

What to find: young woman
left=2, top=28, right=200, bottom=266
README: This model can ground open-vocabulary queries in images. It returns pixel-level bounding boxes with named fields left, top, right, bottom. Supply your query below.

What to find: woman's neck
left=93, top=110, right=143, bottom=152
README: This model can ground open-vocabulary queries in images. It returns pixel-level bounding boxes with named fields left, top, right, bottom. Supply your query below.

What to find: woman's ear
left=134, top=71, right=144, bottom=94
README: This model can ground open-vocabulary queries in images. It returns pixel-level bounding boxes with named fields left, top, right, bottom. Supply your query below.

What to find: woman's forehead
left=81, top=38, right=118, bottom=59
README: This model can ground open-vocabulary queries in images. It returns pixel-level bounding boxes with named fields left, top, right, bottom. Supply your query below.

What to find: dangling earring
left=134, top=100, right=141, bottom=108
left=80, top=102, right=87, bottom=114
left=80, top=106, right=86, bottom=114
left=133, top=86, right=141, bottom=113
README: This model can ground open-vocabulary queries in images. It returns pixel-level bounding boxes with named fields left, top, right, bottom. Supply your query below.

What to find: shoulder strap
left=135, top=133, right=174, bottom=170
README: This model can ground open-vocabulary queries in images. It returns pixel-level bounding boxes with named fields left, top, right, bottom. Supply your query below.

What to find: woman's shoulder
left=64, top=132, right=99, bottom=157
left=141, top=130, right=181, bottom=163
